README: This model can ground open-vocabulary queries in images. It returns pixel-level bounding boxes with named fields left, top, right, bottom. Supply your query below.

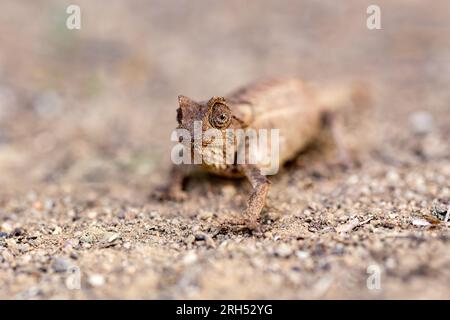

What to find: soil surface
left=0, top=0, right=449, bottom=299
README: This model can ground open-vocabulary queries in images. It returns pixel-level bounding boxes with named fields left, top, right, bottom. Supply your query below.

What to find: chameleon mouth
left=176, top=107, right=183, bottom=124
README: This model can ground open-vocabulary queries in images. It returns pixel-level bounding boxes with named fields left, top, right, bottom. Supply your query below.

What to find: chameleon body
left=162, top=78, right=365, bottom=231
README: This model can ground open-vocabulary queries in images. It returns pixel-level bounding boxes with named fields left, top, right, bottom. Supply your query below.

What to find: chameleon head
left=176, top=95, right=235, bottom=166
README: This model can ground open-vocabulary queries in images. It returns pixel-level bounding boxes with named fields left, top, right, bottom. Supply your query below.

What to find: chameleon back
left=227, top=78, right=322, bottom=168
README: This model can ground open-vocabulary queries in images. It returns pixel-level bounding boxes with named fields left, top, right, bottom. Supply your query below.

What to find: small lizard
left=158, top=78, right=369, bottom=231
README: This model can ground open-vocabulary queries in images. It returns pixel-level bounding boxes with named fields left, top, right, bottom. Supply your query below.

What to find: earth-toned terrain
left=0, top=0, right=449, bottom=299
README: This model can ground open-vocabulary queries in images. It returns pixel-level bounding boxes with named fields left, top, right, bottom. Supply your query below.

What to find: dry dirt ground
left=0, top=1, right=449, bottom=299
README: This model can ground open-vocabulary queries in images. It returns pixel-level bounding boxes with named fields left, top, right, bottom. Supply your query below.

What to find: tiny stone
left=347, top=175, right=359, bottom=184
left=88, top=274, right=105, bottom=287
left=205, top=237, right=217, bottom=249
left=87, top=211, right=98, bottom=219
left=385, top=258, right=396, bottom=269
left=11, top=228, right=24, bottom=237
left=412, top=218, right=430, bottom=227
left=264, top=231, right=273, bottom=239
left=197, top=211, right=213, bottom=220
left=332, top=243, right=345, bottom=255
left=386, top=170, right=400, bottom=183
left=44, top=199, right=54, bottom=210
left=52, top=257, right=69, bottom=273
left=123, top=242, right=132, bottom=249
left=274, top=244, right=293, bottom=258
left=194, top=233, right=206, bottom=241
left=1, top=222, right=13, bottom=233
left=222, top=184, right=236, bottom=198
left=266, top=211, right=281, bottom=221
left=149, top=211, right=160, bottom=219
left=2, top=249, right=14, bottom=262
left=5, top=239, right=18, bottom=253
left=409, top=111, right=434, bottom=134
left=107, top=233, right=121, bottom=243
left=52, top=226, right=62, bottom=235
left=182, top=251, right=198, bottom=265
left=18, top=244, right=30, bottom=253
left=124, top=211, right=137, bottom=220
left=79, top=234, right=93, bottom=244
left=33, top=201, right=43, bottom=210
left=303, top=209, right=312, bottom=216
left=432, top=204, right=448, bottom=221
left=0, top=232, right=8, bottom=238
left=296, top=250, right=310, bottom=260
left=82, top=243, right=92, bottom=249
left=185, top=235, right=195, bottom=245
left=194, top=233, right=216, bottom=248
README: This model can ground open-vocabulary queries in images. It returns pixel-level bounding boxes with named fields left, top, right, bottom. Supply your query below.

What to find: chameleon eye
left=210, top=104, right=232, bottom=129
left=218, top=113, right=229, bottom=123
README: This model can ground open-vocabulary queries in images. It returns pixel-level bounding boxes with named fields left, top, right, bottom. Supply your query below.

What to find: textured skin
left=160, top=78, right=363, bottom=231
left=227, top=78, right=322, bottom=168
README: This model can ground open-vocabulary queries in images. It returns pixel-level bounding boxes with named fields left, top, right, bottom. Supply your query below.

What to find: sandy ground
left=0, top=0, right=449, bottom=299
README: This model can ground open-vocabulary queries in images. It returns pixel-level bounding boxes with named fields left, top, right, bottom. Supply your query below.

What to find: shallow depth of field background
left=0, top=1, right=449, bottom=299
left=0, top=0, right=448, bottom=190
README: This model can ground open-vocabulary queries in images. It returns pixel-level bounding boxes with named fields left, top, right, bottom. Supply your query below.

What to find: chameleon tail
left=314, top=81, right=372, bottom=113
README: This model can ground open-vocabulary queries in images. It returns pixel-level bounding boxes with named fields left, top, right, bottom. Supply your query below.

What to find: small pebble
left=124, top=211, right=137, bottom=220
left=266, top=211, right=281, bottom=221
left=296, top=250, right=310, bottom=260
left=386, top=170, right=400, bottom=183
left=52, top=257, right=69, bottom=273
left=182, top=251, right=198, bottom=265
left=432, top=204, right=448, bottom=221
left=1, top=222, right=13, bottom=233
left=274, top=244, right=293, bottom=258
left=264, top=231, right=273, bottom=239
left=11, top=228, right=24, bottom=237
left=409, top=111, right=434, bottom=134
left=148, top=211, right=160, bottom=219
left=185, top=235, right=195, bottom=245
left=52, top=226, right=62, bottom=235
left=412, top=218, right=430, bottom=227
left=79, top=234, right=93, bottom=244
left=107, top=233, right=121, bottom=243
left=222, top=184, right=236, bottom=198
left=197, top=211, right=213, bottom=220
left=88, top=274, right=105, bottom=287
left=87, top=211, right=98, bottom=219
left=194, top=233, right=205, bottom=241
left=123, top=242, right=132, bottom=249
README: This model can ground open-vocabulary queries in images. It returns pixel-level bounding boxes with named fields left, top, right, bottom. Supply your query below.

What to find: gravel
left=0, top=0, right=449, bottom=300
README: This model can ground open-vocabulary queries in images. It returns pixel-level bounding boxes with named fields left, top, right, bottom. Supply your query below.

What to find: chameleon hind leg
left=321, top=111, right=352, bottom=169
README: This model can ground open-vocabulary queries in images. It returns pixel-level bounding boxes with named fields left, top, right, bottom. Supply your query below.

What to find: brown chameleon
left=159, top=78, right=368, bottom=231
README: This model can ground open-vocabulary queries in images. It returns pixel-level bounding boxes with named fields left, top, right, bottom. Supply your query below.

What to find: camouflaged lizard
left=158, top=78, right=368, bottom=231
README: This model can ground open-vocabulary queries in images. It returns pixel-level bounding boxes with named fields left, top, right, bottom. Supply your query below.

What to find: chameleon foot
left=152, top=187, right=188, bottom=202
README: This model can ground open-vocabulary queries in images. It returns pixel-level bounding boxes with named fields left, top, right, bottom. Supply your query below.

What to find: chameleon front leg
left=241, top=165, right=271, bottom=231
left=155, top=165, right=189, bottom=201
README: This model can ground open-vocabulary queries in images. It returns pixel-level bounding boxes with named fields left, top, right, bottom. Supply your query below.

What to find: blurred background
left=0, top=0, right=449, bottom=300
left=0, top=0, right=448, bottom=193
